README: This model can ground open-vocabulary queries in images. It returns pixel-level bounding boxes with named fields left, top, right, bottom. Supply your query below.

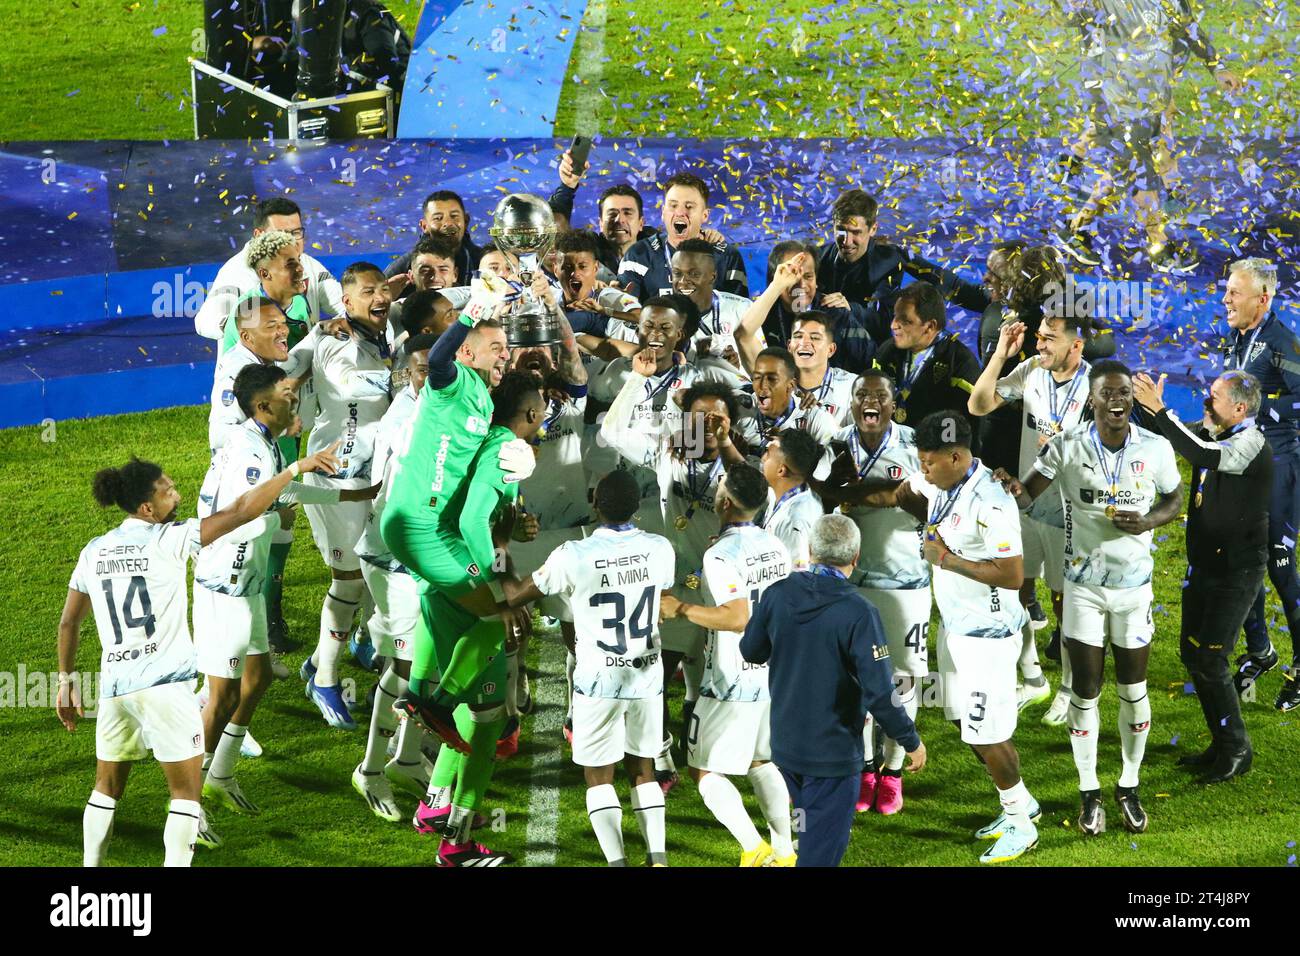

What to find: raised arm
left=199, top=441, right=341, bottom=547
left=969, top=322, right=1025, bottom=415
left=598, top=351, right=665, bottom=469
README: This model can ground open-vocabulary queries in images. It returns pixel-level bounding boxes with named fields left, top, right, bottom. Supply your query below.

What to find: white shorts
left=937, top=629, right=1019, bottom=746
left=302, top=474, right=367, bottom=572
left=860, top=586, right=932, bottom=678
left=194, top=587, right=268, bottom=679
left=96, top=681, right=204, bottom=764
left=1022, top=515, right=1065, bottom=593
left=1063, top=579, right=1154, bottom=650
left=687, top=696, right=771, bottom=775
left=359, top=561, right=419, bottom=661
left=571, top=693, right=664, bottom=767
left=511, top=526, right=585, bottom=622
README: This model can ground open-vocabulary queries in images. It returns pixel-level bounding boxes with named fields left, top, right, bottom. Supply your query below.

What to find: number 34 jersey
left=532, top=525, right=676, bottom=700
left=700, top=523, right=790, bottom=703
left=69, top=517, right=203, bottom=699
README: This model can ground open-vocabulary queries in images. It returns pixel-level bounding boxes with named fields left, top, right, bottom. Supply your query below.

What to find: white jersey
left=208, top=343, right=275, bottom=452
left=735, top=394, right=840, bottom=455
left=798, top=366, right=858, bottom=426
left=194, top=243, right=343, bottom=340
left=995, top=359, right=1091, bottom=526
left=591, top=358, right=735, bottom=498
left=762, top=484, right=824, bottom=572
left=836, top=423, right=929, bottom=590
left=195, top=418, right=339, bottom=595
left=908, top=463, right=1027, bottom=639
left=356, top=385, right=419, bottom=571
left=691, top=290, right=753, bottom=363
left=290, top=323, right=392, bottom=487
left=700, top=523, right=790, bottom=702
left=1033, top=422, right=1181, bottom=588
left=523, top=387, right=591, bottom=530
left=69, top=517, right=203, bottom=699
left=532, top=525, right=676, bottom=700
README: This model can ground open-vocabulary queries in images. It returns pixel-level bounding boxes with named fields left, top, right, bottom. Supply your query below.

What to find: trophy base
left=505, top=315, right=563, bottom=348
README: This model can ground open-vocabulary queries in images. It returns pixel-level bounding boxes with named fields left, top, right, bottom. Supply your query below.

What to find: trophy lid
left=489, top=193, right=556, bottom=258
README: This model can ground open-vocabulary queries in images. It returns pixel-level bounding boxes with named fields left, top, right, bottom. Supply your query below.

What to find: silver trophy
left=488, top=193, right=561, bottom=347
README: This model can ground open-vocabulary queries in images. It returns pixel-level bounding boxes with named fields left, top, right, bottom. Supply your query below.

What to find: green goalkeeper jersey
left=442, top=424, right=523, bottom=580
left=384, top=361, right=493, bottom=528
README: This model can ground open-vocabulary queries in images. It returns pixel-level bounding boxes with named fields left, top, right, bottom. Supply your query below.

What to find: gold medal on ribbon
left=684, top=573, right=701, bottom=590
left=896, top=408, right=907, bottom=423
left=1105, top=504, right=1118, bottom=519
left=925, top=522, right=938, bottom=538
left=1194, top=491, right=1203, bottom=508
left=674, top=514, right=689, bottom=531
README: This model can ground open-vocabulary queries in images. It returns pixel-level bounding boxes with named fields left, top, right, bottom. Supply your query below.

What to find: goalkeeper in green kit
left=378, top=278, right=537, bottom=752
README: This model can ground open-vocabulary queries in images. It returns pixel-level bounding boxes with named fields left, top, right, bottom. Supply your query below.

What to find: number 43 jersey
left=532, top=525, right=676, bottom=700
left=700, top=523, right=791, bottom=702
left=69, top=517, right=203, bottom=699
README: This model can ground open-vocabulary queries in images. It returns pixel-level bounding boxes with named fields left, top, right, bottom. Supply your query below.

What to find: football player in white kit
left=195, top=365, right=378, bottom=817
left=669, top=238, right=755, bottom=371
left=856, top=410, right=1039, bottom=863
left=820, top=371, right=930, bottom=815
left=999, top=361, right=1182, bottom=836
left=353, top=336, right=438, bottom=821
left=601, top=349, right=747, bottom=791
left=57, top=445, right=343, bottom=866
left=736, top=347, right=840, bottom=456
left=760, top=428, right=827, bottom=573
left=288, top=263, right=395, bottom=731
left=659, top=463, right=796, bottom=867
left=970, top=313, right=1095, bottom=723
left=790, top=313, right=856, bottom=426
left=502, top=470, right=677, bottom=866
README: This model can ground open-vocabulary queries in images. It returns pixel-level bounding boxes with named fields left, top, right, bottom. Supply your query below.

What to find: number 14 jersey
left=532, top=525, right=676, bottom=700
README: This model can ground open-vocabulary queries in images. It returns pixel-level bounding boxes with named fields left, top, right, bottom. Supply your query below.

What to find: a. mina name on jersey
left=1033, top=422, right=1181, bottom=589
left=69, top=518, right=203, bottom=699
left=835, top=422, right=929, bottom=590
left=699, top=523, right=791, bottom=702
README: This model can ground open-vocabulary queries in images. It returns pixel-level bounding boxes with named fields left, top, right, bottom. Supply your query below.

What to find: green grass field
left=0, top=0, right=1291, bottom=141
left=1, top=405, right=1297, bottom=867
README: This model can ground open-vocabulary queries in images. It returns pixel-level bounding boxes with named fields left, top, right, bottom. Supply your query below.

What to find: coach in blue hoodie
left=741, top=513, right=927, bottom=866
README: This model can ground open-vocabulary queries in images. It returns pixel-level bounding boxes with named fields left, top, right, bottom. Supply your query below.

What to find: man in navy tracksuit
left=1220, top=258, right=1300, bottom=712
left=740, top=513, right=927, bottom=866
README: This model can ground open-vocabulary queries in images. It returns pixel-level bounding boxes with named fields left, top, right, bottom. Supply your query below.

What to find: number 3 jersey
left=907, top=464, right=1027, bottom=639
left=700, top=523, right=790, bottom=702
left=68, top=518, right=203, bottom=699
left=532, top=525, right=676, bottom=700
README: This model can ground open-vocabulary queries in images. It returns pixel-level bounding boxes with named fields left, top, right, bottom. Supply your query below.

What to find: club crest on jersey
left=394, top=638, right=406, bottom=651
left=467, top=562, right=481, bottom=576
left=1249, top=342, right=1266, bottom=363
left=1130, top=460, right=1145, bottom=474
left=221, top=389, right=236, bottom=406
left=888, top=465, right=904, bottom=480
left=932, top=361, right=949, bottom=381
left=193, top=733, right=202, bottom=748
left=482, top=681, right=497, bottom=694
left=872, top=643, right=890, bottom=661
left=228, top=656, right=240, bottom=669
left=331, top=548, right=343, bottom=562
left=246, top=467, right=261, bottom=484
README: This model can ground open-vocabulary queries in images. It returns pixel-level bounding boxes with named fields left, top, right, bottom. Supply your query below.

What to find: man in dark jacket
left=740, top=513, right=926, bottom=867
left=385, top=191, right=483, bottom=299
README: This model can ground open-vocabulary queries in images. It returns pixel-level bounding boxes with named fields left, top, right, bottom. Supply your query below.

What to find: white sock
left=882, top=681, right=919, bottom=771
left=201, top=752, right=213, bottom=774
left=164, top=798, right=201, bottom=867
left=630, top=781, right=667, bottom=864
left=1116, top=681, right=1151, bottom=788
left=425, top=784, right=452, bottom=809
left=861, top=713, right=876, bottom=771
left=1019, top=622, right=1044, bottom=683
left=207, top=723, right=247, bottom=783
left=565, top=651, right=576, bottom=717
left=395, top=714, right=425, bottom=765
left=747, top=763, right=793, bottom=857
left=83, top=790, right=117, bottom=866
left=585, top=784, right=626, bottom=865
left=698, top=773, right=762, bottom=852
left=997, top=779, right=1035, bottom=831
left=682, top=653, right=703, bottom=704
left=316, top=578, right=364, bottom=686
left=504, top=647, right=520, bottom=718
left=1068, top=693, right=1101, bottom=791
left=446, top=804, right=473, bottom=845
left=363, top=666, right=406, bottom=774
